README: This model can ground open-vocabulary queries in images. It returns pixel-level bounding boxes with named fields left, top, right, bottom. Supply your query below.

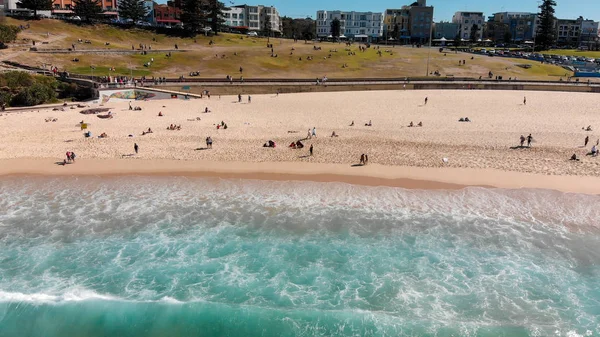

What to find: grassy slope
left=5, top=18, right=574, bottom=80
left=542, top=49, right=600, bottom=58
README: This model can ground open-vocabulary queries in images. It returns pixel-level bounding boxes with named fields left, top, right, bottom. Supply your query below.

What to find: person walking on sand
left=527, top=134, right=533, bottom=147
left=312, top=127, right=317, bottom=137
left=238, top=94, right=242, bottom=103
left=520, top=135, right=525, bottom=147
left=523, top=96, right=527, bottom=105
left=248, top=95, right=251, bottom=103
left=360, top=154, right=365, bottom=165
left=364, top=154, right=369, bottom=165
left=585, top=135, right=589, bottom=147
left=424, top=97, right=428, bottom=105
left=309, top=144, right=313, bottom=156
left=70, top=152, right=76, bottom=162
left=307, top=129, right=312, bottom=139
left=134, top=143, right=139, bottom=154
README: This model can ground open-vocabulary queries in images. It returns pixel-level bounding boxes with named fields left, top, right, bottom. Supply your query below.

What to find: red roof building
left=154, top=3, right=181, bottom=25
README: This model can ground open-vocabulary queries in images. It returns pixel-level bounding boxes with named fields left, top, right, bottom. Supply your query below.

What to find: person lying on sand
left=417, top=122, right=423, bottom=127
left=158, top=112, right=163, bottom=117
left=350, top=121, right=354, bottom=126
left=365, top=120, right=372, bottom=126
left=331, top=131, right=339, bottom=137
left=263, top=140, right=276, bottom=148
left=408, top=121, right=414, bottom=127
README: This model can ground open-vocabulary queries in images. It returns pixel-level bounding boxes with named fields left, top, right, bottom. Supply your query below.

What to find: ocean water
left=0, top=177, right=599, bottom=337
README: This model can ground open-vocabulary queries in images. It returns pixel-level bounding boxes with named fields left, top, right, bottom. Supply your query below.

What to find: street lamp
left=426, top=17, right=434, bottom=76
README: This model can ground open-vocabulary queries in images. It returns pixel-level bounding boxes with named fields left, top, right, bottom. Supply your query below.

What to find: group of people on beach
left=519, top=134, right=534, bottom=147
left=63, top=151, right=76, bottom=165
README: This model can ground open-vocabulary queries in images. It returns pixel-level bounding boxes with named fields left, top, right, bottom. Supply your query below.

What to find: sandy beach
left=1, top=89, right=600, bottom=192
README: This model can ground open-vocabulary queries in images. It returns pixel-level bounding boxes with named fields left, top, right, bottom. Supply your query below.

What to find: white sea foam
left=0, top=289, right=117, bottom=304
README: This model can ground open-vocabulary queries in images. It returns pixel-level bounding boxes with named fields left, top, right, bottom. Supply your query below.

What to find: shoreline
left=2, top=158, right=600, bottom=194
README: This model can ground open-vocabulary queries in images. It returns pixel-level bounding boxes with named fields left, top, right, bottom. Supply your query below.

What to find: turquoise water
left=0, top=177, right=599, bottom=337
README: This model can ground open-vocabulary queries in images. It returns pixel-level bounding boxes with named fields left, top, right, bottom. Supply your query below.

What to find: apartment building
left=556, top=17, right=583, bottom=46
left=452, top=11, right=484, bottom=40
left=51, top=0, right=116, bottom=16
left=383, top=0, right=433, bottom=43
left=489, top=12, right=538, bottom=42
left=222, top=5, right=281, bottom=34
left=384, top=8, right=411, bottom=40
left=154, top=2, right=182, bottom=26
left=580, top=20, right=600, bottom=47
left=434, top=21, right=459, bottom=39
left=316, top=10, right=384, bottom=42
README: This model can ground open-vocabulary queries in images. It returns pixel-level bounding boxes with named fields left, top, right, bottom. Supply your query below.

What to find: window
left=465, top=20, right=469, bottom=24
left=360, top=15, right=366, bottom=20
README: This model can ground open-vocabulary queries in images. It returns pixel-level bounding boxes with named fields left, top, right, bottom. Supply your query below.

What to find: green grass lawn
left=5, top=18, right=576, bottom=81
left=542, top=49, right=600, bottom=58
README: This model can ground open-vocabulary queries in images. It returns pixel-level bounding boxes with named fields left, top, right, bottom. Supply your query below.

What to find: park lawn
left=7, top=18, right=574, bottom=80
left=542, top=49, right=600, bottom=58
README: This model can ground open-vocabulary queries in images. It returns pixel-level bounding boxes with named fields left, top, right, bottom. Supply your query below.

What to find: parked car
left=247, top=31, right=258, bottom=37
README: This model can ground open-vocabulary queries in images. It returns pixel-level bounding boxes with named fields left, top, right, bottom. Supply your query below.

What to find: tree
left=118, top=0, right=149, bottom=23
left=203, top=0, right=227, bottom=35
left=301, top=18, right=315, bottom=40
left=181, top=0, right=206, bottom=35
left=281, top=16, right=294, bottom=38
left=470, top=23, right=480, bottom=42
left=330, top=17, right=341, bottom=39
left=392, top=23, right=399, bottom=40
left=503, top=31, right=512, bottom=44
left=73, top=0, right=102, bottom=23
left=17, top=0, right=52, bottom=19
left=0, top=25, right=20, bottom=43
left=262, top=12, right=272, bottom=37
left=454, top=32, right=462, bottom=47
left=536, top=0, right=557, bottom=50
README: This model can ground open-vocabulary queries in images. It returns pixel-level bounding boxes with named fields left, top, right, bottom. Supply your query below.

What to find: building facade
left=556, top=17, right=583, bottom=46
left=580, top=20, right=600, bottom=48
left=154, top=2, right=182, bottom=26
left=384, top=0, right=433, bottom=43
left=316, top=10, right=384, bottom=42
left=51, top=0, right=116, bottom=17
left=222, top=5, right=281, bottom=34
left=384, top=8, right=410, bottom=40
left=409, top=4, right=434, bottom=43
left=434, top=21, right=458, bottom=39
left=489, top=12, right=538, bottom=42
left=452, top=11, right=484, bottom=41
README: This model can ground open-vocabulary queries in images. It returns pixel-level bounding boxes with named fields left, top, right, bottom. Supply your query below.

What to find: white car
left=247, top=31, right=258, bottom=37
left=71, top=16, right=81, bottom=21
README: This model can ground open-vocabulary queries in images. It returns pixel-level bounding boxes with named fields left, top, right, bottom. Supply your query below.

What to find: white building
left=580, top=20, right=600, bottom=46
left=222, top=5, right=281, bottom=34
left=452, top=11, right=484, bottom=40
left=316, top=10, right=384, bottom=42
